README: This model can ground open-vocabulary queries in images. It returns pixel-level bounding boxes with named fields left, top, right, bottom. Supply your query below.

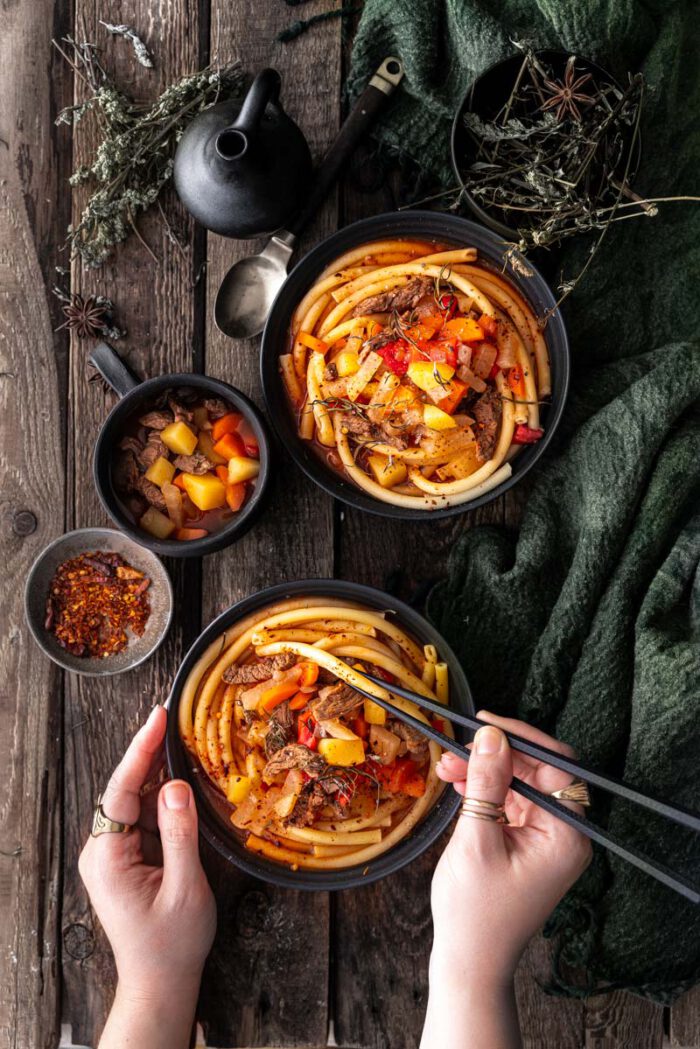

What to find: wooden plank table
left=0, top=1, right=697, bottom=1046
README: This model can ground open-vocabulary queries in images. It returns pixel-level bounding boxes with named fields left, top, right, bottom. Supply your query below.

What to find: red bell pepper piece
left=376, top=339, right=410, bottom=376
left=488, top=363, right=501, bottom=380
left=439, top=294, right=457, bottom=319
left=297, top=712, right=318, bottom=750
left=512, top=424, right=544, bottom=445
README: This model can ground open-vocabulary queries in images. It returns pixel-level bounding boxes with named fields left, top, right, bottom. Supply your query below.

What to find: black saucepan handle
left=287, top=57, right=405, bottom=240
left=89, top=342, right=142, bottom=398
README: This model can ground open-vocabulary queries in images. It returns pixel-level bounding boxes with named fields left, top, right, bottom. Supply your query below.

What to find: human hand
left=79, top=706, right=216, bottom=1023
left=431, top=712, right=592, bottom=986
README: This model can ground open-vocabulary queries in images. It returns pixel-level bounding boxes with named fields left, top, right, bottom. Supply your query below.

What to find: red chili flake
left=44, top=551, right=151, bottom=658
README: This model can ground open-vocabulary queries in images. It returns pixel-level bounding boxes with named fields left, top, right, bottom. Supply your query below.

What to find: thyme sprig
left=53, top=31, right=243, bottom=267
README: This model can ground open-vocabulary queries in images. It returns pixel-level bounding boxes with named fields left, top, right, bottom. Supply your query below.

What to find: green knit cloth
left=350, top=0, right=700, bottom=1004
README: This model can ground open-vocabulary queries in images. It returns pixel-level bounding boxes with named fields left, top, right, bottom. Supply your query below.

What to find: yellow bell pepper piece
left=144, top=455, right=176, bottom=488
left=318, top=738, right=366, bottom=766
left=335, top=349, right=360, bottom=377
left=160, top=421, right=198, bottom=456
left=226, top=775, right=252, bottom=805
left=368, top=453, right=408, bottom=489
left=423, top=404, right=457, bottom=430
left=181, top=472, right=227, bottom=511
left=363, top=698, right=387, bottom=725
left=407, top=360, right=455, bottom=393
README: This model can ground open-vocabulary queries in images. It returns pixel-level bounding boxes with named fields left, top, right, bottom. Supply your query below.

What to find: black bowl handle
left=287, top=57, right=404, bottom=240
left=89, top=342, right=141, bottom=398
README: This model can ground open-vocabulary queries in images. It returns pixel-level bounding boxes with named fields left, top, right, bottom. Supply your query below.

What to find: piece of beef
left=311, top=682, right=363, bottom=721
left=339, top=411, right=409, bottom=451
left=262, top=744, right=326, bottom=783
left=392, top=720, right=429, bottom=758
left=264, top=718, right=290, bottom=760
left=114, top=449, right=141, bottom=492
left=287, top=781, right=328, bottom=827
left=138, top=410, right=173, bottom=430
left=350, top=277, right=434, bottom=318
left=135, top=474, right=167, bottom=511
left=473, top=387, right=502, bottom=462
left=118, top=435, right=144, bottom=457
left=168, top=396, right=194, bottom=423
left=172, top=452, right=214, bottom=475
left=272, top=700, right=294, bottom=733
left=223, top=652, right=297, bottom=685
left=203, top=397, right=228, bottom=420
left=137, top=432, right=170, bottom=470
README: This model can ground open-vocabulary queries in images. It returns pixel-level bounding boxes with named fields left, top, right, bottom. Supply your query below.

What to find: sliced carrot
left=211, top=411, right=243, bottom=442
left=289, top=691, right=310, bottom=711
left=478, top=314, right=498, bottom=339
left=298, top=331, right=329, bottom=354
left=437, top=378, right=468, bottom=415
left=213, top=432, right=246, bottom=460
left=172, top=474, right=187, bottom=490
left=175, top=527, right=209, bottom=541
left=260, top=680, right=301, bottom=713
left=226, top=482, right=246, bottom=512
left=298, top=661, right=319, bottom=687
left=508, top=365, right=527, bottom=400
left=215, top=465, right=228, bottom=483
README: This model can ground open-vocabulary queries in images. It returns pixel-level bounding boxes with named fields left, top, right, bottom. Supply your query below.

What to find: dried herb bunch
left=54, top=32, right=243, bottom=267
left=461, top=48, right=645, bottom=254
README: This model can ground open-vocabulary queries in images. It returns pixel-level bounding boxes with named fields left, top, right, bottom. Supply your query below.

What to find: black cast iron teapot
left=173, top=68, right=312, bottom=238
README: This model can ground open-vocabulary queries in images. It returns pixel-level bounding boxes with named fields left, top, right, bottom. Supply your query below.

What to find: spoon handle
left=287, top=57, right=405, bottom=240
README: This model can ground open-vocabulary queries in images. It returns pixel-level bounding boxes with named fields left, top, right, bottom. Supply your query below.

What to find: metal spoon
left=214, top=57, right=404, bottom=339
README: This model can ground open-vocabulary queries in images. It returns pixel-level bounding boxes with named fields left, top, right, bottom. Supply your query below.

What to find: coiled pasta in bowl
left=166, top=579, right=472, bottom=890
left=261, top=211, right=569, bottom=518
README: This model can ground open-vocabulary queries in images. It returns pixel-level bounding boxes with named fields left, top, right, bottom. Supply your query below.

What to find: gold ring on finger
left=550, top=779, right=591, bottom=806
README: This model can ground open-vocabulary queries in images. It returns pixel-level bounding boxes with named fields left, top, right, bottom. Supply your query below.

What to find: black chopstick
left=350, top=676, right=700, bottom=905
left=359, top=672, right=700, bottom=835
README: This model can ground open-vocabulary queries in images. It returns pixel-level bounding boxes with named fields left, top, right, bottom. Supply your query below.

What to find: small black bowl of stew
left=91, top=342, right=272, bottom=557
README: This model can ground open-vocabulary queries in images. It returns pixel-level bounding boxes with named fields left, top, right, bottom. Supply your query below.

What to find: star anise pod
left=57, top=293, right=110, bottom=338
left=541, top=57, right=595, bottom=122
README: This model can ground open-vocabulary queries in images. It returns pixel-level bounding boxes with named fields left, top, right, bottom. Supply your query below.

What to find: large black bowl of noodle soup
left=166, top=579, right=472, bottom=891
left=261, top=210, right=569, bottom=519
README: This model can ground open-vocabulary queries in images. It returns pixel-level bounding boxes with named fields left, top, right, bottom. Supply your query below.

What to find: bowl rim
left=24, top=526, right=174, bottom=676
left=93, top=373, right=272, bottom=558
left=165, top=577, right=473, bottom=891
left=260, top=209, right=570, bottom=520
left=450, top=48, right=643, bottom=239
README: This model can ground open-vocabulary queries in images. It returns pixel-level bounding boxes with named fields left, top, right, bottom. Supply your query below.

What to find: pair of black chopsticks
left=352, top=672, right=700, bottom=904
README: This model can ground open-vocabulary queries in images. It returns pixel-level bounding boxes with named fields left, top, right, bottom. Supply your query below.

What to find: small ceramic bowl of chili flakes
left=24, top=527, right=173, bottom=676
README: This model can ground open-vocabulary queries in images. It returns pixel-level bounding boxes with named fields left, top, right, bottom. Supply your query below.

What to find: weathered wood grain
left=584, top=991, right=664, bottom=1048
left=671, top=987, right=700, bottom=1047
left=198, top=1, right=341, bottom=1045
left=60, top=4, right=203, bottom=1046
left=0, top=0, right=73, bottom=1044
left=513, top=936, right=584, bottom=1049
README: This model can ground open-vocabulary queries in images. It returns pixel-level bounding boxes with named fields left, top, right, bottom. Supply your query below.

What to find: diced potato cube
left=423, top=404, right=457, bottom=430
left=197, top=430, right=227, bottom=466
left=407, top=360, right=455, bottom=393
left=318, top=738, right=366, bottom=766
left=160, top=421, right=198, bottom=456
left=335, top=349, right=360, bottom=377
left=139, top=506, right=176, bottom=540
left=181, top=472, right=227, bottom=511
left=364, top=698, right=387, bottom=725
left=227, top=456, right=260, bottom=485
left=226, top=775, right=252, bottom=805
left=368, top=453, right=408, bottom=489
left=144, top=455, right=176, bottom=488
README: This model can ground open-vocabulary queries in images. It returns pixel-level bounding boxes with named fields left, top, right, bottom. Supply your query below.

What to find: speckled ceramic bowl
left=24, top=527, right=173, bottom=676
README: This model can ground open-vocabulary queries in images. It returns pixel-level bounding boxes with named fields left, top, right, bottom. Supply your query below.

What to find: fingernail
left=475, top=726, right=503, bottom=754
left=146, top=705, right=161, bottom=725
left=163, top=781, right=190, bottom=810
